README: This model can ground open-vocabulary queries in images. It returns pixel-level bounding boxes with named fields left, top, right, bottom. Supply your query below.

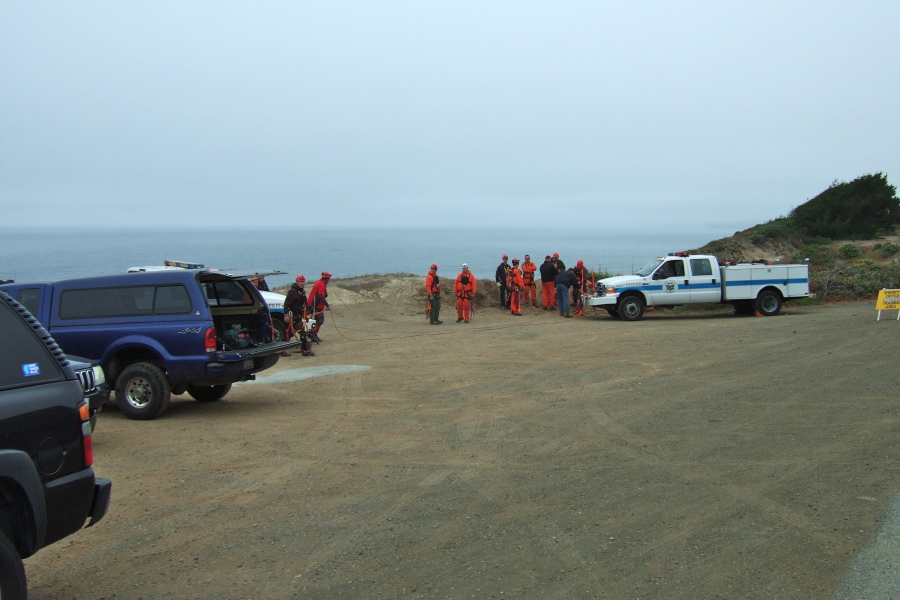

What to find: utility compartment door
left=686, top=257, right=720, bottom=303
left=721, top=266, right=755, bottom=300
left=784, top=265, right=810, bottom=297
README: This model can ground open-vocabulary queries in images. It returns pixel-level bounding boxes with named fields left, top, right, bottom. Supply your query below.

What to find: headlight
left=92, top=365, right=106, bottom=386
left=605, top=285, right=616, bottom=294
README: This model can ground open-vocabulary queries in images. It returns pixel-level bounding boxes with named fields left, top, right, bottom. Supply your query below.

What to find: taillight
left=204, top=326, right=217, bottom=353
left=79, top=400, right=94, bottom=467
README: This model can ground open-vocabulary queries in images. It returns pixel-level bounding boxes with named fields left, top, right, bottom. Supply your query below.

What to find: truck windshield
left=635, top=260, right=663, bottom=277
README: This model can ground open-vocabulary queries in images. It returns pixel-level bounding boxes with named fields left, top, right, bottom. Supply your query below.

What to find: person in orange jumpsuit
left=425, top=263, right=442, bottom=325
left=454, top=263, right=477, bottom=323
left=507, top=258, right=524, bottom=316
left=572, top=260, right=589, bottom=315
left=539, top=255, right=558, bottom=310
left=521, top=254, right=538, bottom=308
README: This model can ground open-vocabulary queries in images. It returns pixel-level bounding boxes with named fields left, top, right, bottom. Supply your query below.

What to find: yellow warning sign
left=876, top=289, right=900, bottom=310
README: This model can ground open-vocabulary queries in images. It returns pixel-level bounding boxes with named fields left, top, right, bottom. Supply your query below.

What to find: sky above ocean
left=2, top=2, right=897, bottom=232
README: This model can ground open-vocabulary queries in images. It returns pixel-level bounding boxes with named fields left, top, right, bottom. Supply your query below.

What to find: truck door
left=686, top=257, right=721, bottom=303
left=651, top=259, right=691, bottom=305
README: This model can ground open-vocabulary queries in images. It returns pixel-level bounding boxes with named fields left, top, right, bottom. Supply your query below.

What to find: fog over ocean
left=1, top=226, right=735, bottom=289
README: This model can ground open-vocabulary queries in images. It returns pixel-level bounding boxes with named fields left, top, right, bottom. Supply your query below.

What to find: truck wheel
left=272, top=318, right=287, bottom=342
left=755, top=290, right=782, bottom=316
left=186, top=383, right=232, bottom=402
left=115, top=363, right=171, bottom=420
left=0, top=533, right=27, bottom=600
left=618, top=296, right=645, bottom=321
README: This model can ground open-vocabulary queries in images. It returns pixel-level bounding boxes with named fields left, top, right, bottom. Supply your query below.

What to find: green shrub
left=803, top=236, right=834, bottom=246
left=877, top=243, right=900, bottom=258
left=796, top=244, right=837, bottom=267
left=810, top=261, right=900, bottom=299
left=790, top=173, right=900, bottom=238
left=747, top=217, right=800, bottom=241
left=839, top=243, right=862, bottom=259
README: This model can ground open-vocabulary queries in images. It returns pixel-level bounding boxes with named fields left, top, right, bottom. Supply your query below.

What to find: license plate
left=243, top=359, right=254, bottom=370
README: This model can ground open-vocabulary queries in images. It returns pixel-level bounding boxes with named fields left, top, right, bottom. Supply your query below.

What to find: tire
left=617, top=295, right=645, bottom=321
left=0, top=533, right=27, bottom=600
left=186, top=383, right=232, bottom=402
left=605, top=307, right=620, bottom=319
left=755, top=289, right=782, bottom=316
left=272, top=317, right=287, bottom=342
left=115, top=362, right=171, bottom=420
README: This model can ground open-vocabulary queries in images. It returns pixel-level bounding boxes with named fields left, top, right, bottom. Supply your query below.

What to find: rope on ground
left=324, top=307, right=573, bottom=342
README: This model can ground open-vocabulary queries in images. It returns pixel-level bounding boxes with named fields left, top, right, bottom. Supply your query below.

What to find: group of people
left=282, top=271, right=333, bottom=356
left=425, top=253, right=593, bottom=324
left=496, top=253, right=591, bottom=318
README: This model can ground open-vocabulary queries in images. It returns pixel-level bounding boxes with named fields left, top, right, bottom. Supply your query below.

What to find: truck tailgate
left=216, top=340, right=300, bottom=361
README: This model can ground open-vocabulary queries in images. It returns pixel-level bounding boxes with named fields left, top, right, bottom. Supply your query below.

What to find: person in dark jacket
left=551, top=252, right=566, bottom=273
left=283, top=275, right=314, bottom=356
left=554, top=268, right=577, bottom=318
left=539, top=255, right=559, bottom=311
left=495, top=254, right=511, bottom=309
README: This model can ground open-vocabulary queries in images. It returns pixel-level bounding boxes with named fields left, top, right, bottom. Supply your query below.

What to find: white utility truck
left=585, top=252, right=813, bottom=321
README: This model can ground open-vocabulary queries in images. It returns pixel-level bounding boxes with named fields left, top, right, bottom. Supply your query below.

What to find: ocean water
left=0, top=226, right=733, bottom=289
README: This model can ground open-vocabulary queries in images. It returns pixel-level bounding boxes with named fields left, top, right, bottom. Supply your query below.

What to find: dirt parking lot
left=25, top=286, right=899, bottom=599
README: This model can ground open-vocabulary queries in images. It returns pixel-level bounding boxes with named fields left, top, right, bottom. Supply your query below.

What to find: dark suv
left=0, top=292, right=112, bottom=599
left=0, top=269, right=299, bottom=420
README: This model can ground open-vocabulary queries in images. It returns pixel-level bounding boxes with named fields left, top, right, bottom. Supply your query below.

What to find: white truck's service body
left=585, top=253, right=812, bottom=321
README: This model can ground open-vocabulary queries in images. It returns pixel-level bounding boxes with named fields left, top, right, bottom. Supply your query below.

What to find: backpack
left=222, top=326, right=256, bottom=350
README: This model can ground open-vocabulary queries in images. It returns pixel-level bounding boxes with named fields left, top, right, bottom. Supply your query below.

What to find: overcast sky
left=1, top=2, right=898, bottom=232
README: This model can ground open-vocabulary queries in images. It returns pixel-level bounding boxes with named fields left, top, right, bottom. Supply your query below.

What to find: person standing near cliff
left=307, top=271, right=331, bottom=341
left=495, top=254, right=511, bottom=310
left=507, top=258, right=524, bottom=316
left=551, top=252, right=566, bottom=273
left=521, top=254, right=538, bottom=308
left=454, top=263, right=477, bottom=323
left=425, top=263, right=443, bottom=325
left=555, top=267, right=577, bottom=318
left=283, top=275, right=314, bottom=356
left=539, top=255, right=558, bottom=311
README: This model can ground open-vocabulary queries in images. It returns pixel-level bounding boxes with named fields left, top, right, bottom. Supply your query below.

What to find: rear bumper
left=199, top=341, right=299, bottom=385
left=87, top=477, right=112, bottom=527
left=86, top=383, right=111, bottom=415
left=43, top=468, right=107, bottom=547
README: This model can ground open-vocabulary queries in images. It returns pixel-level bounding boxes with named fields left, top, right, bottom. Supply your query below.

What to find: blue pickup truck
left=0, top=269, right=299, bottom=420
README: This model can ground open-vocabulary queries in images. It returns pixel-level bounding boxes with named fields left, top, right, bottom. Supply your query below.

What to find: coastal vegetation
left=695, top=172, right=900, bottom=301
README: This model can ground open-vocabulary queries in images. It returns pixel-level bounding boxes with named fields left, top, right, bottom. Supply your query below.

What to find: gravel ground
left=22, top=284, right=900, bottom=599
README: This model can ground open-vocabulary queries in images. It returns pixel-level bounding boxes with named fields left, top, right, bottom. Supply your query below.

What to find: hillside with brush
left=692, top=172, right=900, bottom=300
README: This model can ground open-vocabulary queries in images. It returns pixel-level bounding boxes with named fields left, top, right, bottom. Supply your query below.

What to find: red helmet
left=321, top=272, right=331, bottom=279
left=553, top=252, right=560, bottom=258
left=512, top=258, right=520, bottom=264
left=431, top=263, right=438, bottom=270
left=502, top=254, right=508, bottom=260
left=295, top=275, right=306, bottom=283
left=577, top=260, right=584, bottom=268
